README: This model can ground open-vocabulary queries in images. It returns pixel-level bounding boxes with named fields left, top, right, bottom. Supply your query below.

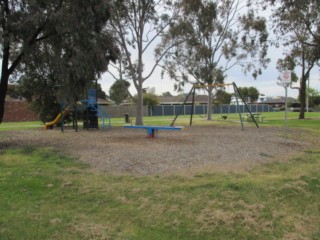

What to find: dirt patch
left=0, top=125, right=313, bottom=176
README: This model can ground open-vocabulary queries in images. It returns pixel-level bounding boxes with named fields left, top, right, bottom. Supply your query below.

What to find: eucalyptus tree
left=307, top=87, right=320, bottom=108
left=214, top=90, right=232, bottom=104
left=162, top=91, right=172, bottom=97
left=0, top=0, right=118, bottom=124
left=237, top=86, right=259, bottom=102
left=109, top=79, right=131, bottom=105
left=17, top=29, right=116, bottom=123
left=265, top=0, right=320, bottom=119
left=158, top=0, right=269, bottom=120
left=108, top=0, right=182, bottom=125
left=276, top=41, right=319, bottom=119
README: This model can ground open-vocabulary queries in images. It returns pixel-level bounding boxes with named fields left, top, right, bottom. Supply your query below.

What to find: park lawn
left=0, top=121, right=43, bottom=131
left=0, top=111, right=319, bottom=239
left=115, top=111, right=320, bottom=128
left=1, top=111, right=319, bottom=130
left=1, top=119, right=320, bottom=239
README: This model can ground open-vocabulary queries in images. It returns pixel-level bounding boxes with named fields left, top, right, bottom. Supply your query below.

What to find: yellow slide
left=44, top=111, right=69, bottom=129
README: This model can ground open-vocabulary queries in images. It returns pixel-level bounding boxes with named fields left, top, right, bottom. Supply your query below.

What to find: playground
left=1, top=114, right=320, bottom=239
left=2, top=123, right=314, bottom=176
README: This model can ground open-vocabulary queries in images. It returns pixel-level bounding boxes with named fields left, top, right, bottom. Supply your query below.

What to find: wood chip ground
left=1, top=125, right=315, bottom=176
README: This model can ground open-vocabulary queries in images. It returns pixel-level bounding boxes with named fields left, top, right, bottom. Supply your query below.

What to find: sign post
left=279, top=71, right=292, bottom=136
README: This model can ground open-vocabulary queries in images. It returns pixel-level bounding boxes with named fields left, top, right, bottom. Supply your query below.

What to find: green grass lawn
left=1, top=111, right=319, bottom=130
left=1, top=147, right=319, bottom=239
left=0, top=121, right=43, bottom=131
left=0, top=112, right=320, bottom=239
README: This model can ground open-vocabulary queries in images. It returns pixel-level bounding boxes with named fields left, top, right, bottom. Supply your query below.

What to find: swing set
left=170, top=82, right=259, bottom=130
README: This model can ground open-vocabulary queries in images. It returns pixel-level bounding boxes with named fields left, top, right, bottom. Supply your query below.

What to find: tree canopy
left=108, top=0, right=181, bottom=125
left=237, top=86, right=260, bottom=103
left=91, top=82, right=108, bottom=100
left=0, top=0, right=118, bottom=123
left=162, top=91, right=173, bottom=97
left=307, top=87, right=320, bottom=108
left=214, top=90, right=232, bottom=105
left=264, top=0, right=320, bottom=119
left=109, top=80, right=131, bottom=105
left=159, top=0, right=269, bottom=120
left=132, top=93, right=159, bottom=108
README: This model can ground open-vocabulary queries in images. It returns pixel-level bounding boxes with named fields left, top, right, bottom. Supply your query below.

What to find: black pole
left=72, top=106, right=75, bottom=130
left=189, top=87, right=196, bottom=126
left=60, top=100, right=64, bottom=132
left=95, top=79, right=99, bottom=129
left=75, top=103, right=78, bottom=132
left=86, top=91, right=89, bottom=130
left=233, top=82, right=244, bottom=131
left=54, top=84, right=64, bottom=132
left=233, top=82, right=259, bottom=128
left=95, top=79, right=98, bottom=102
left=170, top=87, right=194, bottom=127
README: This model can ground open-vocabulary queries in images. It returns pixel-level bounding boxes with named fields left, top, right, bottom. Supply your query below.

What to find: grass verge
left=0, top=147, right=319, bottom=239
left=0, top=121, right=43, bottom=131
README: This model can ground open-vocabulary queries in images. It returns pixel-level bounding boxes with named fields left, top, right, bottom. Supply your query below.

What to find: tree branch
left=143, top=40, right=186, bottom=82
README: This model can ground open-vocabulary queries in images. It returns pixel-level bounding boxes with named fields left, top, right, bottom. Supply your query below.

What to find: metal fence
left=105, top=105, right=148, bottom=118
left=101, top=104, right=274, bottom=118
left=148, top=104, right=274, bottom=116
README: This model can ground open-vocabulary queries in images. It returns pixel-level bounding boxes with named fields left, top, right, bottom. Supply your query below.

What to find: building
left=256, top=95, right=296, bottom=109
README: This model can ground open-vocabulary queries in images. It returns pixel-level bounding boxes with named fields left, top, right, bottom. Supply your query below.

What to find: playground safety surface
left=1, top=125, right=316, bottom=176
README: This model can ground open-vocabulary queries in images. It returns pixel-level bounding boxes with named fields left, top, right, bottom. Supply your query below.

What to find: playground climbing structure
left=44, top=88, right=111, bottom=131
left=82, top=89, right=111, bottom=130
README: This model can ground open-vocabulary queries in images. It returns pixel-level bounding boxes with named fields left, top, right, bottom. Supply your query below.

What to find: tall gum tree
left=264, top=0, right=320, bottom=119
left=108, top=0, right=182, bottom=125
left=0, top=0, right=117, bottom=124
left=158, top=0, right=269, bottom=120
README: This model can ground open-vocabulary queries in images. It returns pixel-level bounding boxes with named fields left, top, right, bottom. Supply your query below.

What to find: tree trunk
left=299, top=49, right=306, bottom=120
left=0, top=71, right=9, bottom=124
left=207, top=87, right=213, bottom=120
left=0, top=28, right=10, bottom=124
left=135, top=82, right=144, bottom=126
left=299, top=76, right=307, bottom=119
left=299, top=75, right=307, bottom=120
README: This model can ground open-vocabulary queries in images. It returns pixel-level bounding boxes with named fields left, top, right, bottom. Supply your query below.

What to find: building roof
left=97, top=98, right=113, bottom=105
left=256, top=96, right=296, bottom=104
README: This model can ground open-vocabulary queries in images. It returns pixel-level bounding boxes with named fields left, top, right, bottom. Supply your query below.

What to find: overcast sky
left=99, top=5, right=320, bottom=99
left=100, top=42, right=320, bottom=99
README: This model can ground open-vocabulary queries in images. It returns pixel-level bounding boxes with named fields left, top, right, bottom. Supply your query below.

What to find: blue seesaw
left=124, top=125, right=183, bottom=138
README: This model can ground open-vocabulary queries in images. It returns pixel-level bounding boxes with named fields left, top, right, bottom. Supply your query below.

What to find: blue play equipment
left=124, top=125, right=183, bottom=138
left=82, top=89, right=111, bottom=129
